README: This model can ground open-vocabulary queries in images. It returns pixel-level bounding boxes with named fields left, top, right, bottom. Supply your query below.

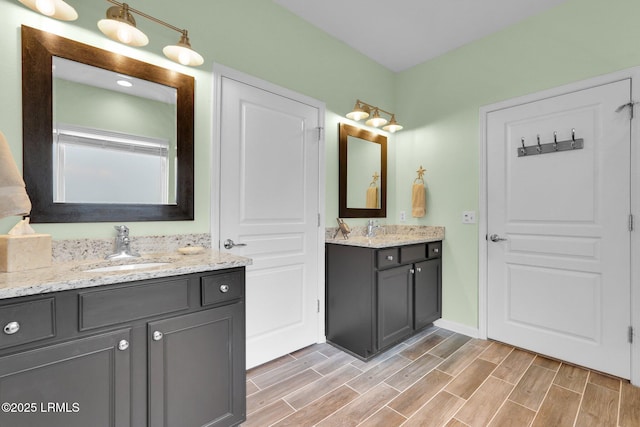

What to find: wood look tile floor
left=242, top=327, right=640, bottom=427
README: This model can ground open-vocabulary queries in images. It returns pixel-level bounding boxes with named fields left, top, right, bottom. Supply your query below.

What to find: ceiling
left=273, top=0, right=569, bottom=72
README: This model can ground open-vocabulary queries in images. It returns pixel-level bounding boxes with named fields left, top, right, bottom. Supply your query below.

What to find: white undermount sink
left=83, top=262, right=170, bottom=273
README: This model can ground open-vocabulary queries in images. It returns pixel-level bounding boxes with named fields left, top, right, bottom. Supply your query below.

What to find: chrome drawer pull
left=433, top=248, right=439, bottom=253
left=3, top=321, right=20, bottom=335
left=219, top=284, right=230, bottom=293
left=118, top=339, right=129, bottom=351
left=386, top=255, right=394, bottom=261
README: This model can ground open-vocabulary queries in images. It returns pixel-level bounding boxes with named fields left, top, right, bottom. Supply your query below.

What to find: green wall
left=394, top=0, right=640, bottom=327
left=2, top=0, right=640, bottom=330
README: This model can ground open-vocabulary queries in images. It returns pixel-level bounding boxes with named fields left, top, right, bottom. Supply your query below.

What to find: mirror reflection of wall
left=346, top=135, right=381, bottom=209
left=52, top=57, right=178, bottom=205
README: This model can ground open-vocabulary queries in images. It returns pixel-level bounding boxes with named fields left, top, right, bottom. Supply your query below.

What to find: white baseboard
left=434, top=319, right=480, bottom=339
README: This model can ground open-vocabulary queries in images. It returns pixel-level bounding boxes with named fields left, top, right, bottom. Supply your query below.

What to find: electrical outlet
left=399, top=211, right=406, bottom=222
left=462, top=211, right=476, bottom=224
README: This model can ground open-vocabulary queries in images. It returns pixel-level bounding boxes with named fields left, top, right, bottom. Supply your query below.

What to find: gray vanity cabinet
left=0, top=267, right=246, bottom=427
left=0, top=328, right=131, bottom=427
left=377, top=264, right=414, bottom=349
left=326, top=242, right=441, bottom=360
left=148, top=303, right=245, bottom=427
left=414, top=259, right=442, bottom=330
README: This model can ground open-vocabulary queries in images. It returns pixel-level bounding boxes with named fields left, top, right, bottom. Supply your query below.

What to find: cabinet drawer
left=377, top=248, right=399, bottom=269
left=79, top=277, right=190, bottom=330
left=427, top=242, right=442, bottom=258
left=400, top=244, right=427, bottom=264
left=0, top=298, right=55, bottom=349
left=201, top=270, right=244, bottom=306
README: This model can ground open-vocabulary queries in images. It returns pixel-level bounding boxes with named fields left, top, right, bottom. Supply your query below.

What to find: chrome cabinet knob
left=152, top=331, right=163, bottom=341
left=386, top=255, right=394, bottom=261
left=410, top=268, right=415, bottom=274
left=118, top=339, right=129, bottom=351
left=416, top=267, right=422, bottom=273
left=219, top=284, right=230, bottom=293
left=433, top=248, right=439, bottom=253
left=3, top=321, right=20, bottom=335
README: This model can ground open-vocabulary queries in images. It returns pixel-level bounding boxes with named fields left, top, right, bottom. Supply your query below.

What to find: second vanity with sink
left=325, top=225, right=444, bottom=360
left=0, top=243, right=250, bottom=427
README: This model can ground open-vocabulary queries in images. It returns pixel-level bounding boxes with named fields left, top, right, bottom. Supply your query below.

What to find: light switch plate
left=462, top=211, right=476, bottom=224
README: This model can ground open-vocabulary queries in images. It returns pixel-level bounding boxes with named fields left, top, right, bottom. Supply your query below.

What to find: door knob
left=489, top=234, right=507, bottom=242
left=223, top=239, right=247, bottom=250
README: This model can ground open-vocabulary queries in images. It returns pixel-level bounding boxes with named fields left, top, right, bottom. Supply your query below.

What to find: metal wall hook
left=517, top=128, right=584, bottom=157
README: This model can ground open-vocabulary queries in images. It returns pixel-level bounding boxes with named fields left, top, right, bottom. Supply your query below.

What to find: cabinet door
left=0, top=329, right=131, bottom=427
left=148, top=305, right=246, bottom=427
left=377, top=265, right=414, bottom=349
left=414, top=259, right=442, bottom=330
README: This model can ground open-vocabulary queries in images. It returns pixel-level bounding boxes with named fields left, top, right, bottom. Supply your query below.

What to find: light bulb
left=117, top=25, right=133, bottom=44
left=35, top=0, right=55, bottom=16
left=178, top=50, right=191, bottom=66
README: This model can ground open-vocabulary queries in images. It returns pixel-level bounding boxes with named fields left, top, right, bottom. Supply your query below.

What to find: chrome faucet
left=366, top=219, right=382, bottom=238
left=106, top=225, right=140, bottom=260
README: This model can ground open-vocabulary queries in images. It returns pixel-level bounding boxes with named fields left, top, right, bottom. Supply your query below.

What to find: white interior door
left=487, top=79, right=632, bottom=379
left=217, top=74, right=322, bottom=369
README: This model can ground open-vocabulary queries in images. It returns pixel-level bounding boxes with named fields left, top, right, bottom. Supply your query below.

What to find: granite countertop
left=0, top=249, right=252, bottom=300
left=325, top=225, right=445, bottom=248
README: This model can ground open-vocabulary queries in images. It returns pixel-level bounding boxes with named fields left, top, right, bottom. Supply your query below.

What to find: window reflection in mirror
left=52, top=57, right=177, bottom=205
left=21, top=26, right=194, bottom=223
left=339, top=123, right=387, bottom=218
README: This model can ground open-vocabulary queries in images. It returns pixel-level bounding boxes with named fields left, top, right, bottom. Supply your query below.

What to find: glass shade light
left=345, top=100, right=401, bottom=132
left=98, top=5, right=149, bottom=47
left=163, top=32, right=204, bottom=66
left=346, top=102, right=370, bottom=121
left=19, top=0, right=78, bottom=20
left=382, top=115, right=403, bottom=133
left=365, top=109, right=388, bottom=128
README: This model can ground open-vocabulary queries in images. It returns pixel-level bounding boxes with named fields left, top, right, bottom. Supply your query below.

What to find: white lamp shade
left=346, top=110, right=369, bottom=121
left=163, top=44, right=204, bottom=66
left=383, top=122, right=403, bottom=133
left=19, top=0, right=78, bottom=21
left=98, top=18, right=149, bottom=46
left=365, top=116, right=388, bottom=128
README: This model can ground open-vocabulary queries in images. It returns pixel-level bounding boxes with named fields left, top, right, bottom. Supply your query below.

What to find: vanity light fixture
left=18, top=0, right=78, bottom=21
left=346, top=100, right=403, bottom=133
left=98, top=0, right=204, bottom=66
left=98, top=2, right=149, bottom=46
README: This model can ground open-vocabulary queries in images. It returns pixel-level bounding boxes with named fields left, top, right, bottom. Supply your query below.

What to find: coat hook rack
left=517, top=129, right=583, bottom=157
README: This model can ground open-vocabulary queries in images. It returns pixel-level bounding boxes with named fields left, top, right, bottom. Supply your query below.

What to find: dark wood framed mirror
left=21, top=26, right=194, bottom=223
left=339, top=123, right=387, bottom=218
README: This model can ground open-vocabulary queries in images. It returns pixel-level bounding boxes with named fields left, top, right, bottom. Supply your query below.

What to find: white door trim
left=479, top=67, right=640, bottom=385
left=211, top=63, right=327, bottom=344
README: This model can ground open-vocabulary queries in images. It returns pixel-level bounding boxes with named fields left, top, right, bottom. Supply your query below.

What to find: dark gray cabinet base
left=0, top=268, right=246, bottom=427
left=326, top=242, right=441, bottom=360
